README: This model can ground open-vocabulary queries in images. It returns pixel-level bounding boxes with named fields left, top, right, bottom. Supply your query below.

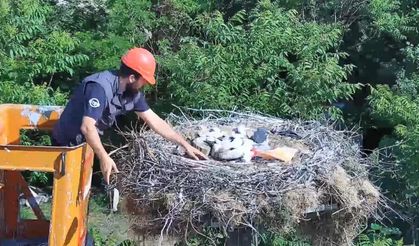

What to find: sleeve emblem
left=89, top=98, right=100, bottom=108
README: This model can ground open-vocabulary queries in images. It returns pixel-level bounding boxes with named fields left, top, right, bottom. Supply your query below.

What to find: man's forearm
left=84, top=128, right=108, bottom=159
left=150, top=118, right=188, bottom=147
left=138, top=110, right=189, bottom=147
left=81, top=118, right=108, bottom=160
left=137, top=110, right=206, bottom=160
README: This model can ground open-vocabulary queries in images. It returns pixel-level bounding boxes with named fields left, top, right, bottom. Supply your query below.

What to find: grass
left=20, top=202, right=52, bottom=220
left=88, top=193, right=134, bottom=245
left=20, top=191, right=135, bottom=246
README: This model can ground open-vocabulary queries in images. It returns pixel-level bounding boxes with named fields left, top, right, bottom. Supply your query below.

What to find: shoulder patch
left=89, top=98, right=100, bottom=108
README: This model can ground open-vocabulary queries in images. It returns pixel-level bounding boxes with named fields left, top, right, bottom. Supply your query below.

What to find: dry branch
left=111, top=109, right=385, bottom=245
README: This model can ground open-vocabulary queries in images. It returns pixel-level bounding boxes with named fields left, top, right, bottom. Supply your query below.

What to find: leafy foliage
left=160, top=1, right=359, bottom=119
left=51, top=0, right=108, bottom=32
left=0, top=0, right=88, bottom=85
left=368, top=78, right=419, bottom=212
left=368, top=0, right=417, bottom=41
left=176, top=229, right=311, bottom=246
left=0, top=81, right=67, bottom=105
left=106, top=0, right=155, bottom=44
left=367, top=6, right=419, bottom=213
left=356, top=224, right=403, bottom=246
left=0, top=0, right=418, bottom=243
left=176, top=227, right=226, bottom=246
left=259, top=232, right=311, bottom=246
left=0, top=0, right=72, bottom=187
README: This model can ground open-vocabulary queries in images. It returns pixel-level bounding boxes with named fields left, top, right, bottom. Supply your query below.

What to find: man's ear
left=129, top=74, right=136, bottom=83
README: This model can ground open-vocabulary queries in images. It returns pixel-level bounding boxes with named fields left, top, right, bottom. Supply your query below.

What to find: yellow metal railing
left=0, top=104, right=94, bottom=245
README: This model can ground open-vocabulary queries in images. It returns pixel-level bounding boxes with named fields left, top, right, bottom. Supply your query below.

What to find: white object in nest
left=192, top=136, right=211, bottom=155
left=198, top=126, right=224, bottom=144
left=212, top=133, right=255, bottom=161
left=197, top=126, right=222, bottom=137
left=242, top=138, right=255, bottom=163
left=233, top=124, right=247, bottom=136
left=195, top=125, right=255, bottom=162
left=212, top=135, right=237, bottom=155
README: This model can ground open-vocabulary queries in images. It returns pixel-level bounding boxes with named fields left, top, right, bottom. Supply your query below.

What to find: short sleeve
left=133, top=93, right=150, bottom=112
left=83, top=82, right=106, bottom=121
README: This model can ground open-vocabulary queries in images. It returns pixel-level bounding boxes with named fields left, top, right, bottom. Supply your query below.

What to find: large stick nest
left=111, top=109, right=385, bottom=245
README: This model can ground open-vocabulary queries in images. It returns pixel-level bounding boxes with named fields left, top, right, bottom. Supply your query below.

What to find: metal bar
left=0, top=147, right=64, bottom=173
left=49, top=146, right=93, bottom=246
left=0, top=170, right=5, bottom=237
left=0, top=104, right=63, bottom=131
left=18, top=220, right=49, bottom=239
left=0, top=104, right=96, bottom=245
left=17, top=175, right=47, bottom=221
left=4, top=171, right=19, bottom=238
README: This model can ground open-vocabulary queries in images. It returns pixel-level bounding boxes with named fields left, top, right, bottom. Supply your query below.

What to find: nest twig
left=111, top=109, right=386, bottom=245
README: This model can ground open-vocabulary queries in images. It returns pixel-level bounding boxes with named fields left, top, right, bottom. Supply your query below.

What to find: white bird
left=233, top=124, right=247, bottom=136
left=197, top=126, right=224, bottom=145
left=205, top=127, right=224, bottom=143
left=192, top=136, right=211, bottom=155
left=221, top=135, right=244, bottom=151
left=197, top=125, right=209, bottom=137
left=212, top=133, right=255, bottom=161
left=217, top=147, right=245, bottom=160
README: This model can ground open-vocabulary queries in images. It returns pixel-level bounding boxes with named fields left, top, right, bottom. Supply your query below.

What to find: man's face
left=126, top=75, right=147, bottom=96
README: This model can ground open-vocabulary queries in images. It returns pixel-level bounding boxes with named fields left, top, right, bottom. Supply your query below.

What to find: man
left=52, top=47, right=207, bottom=184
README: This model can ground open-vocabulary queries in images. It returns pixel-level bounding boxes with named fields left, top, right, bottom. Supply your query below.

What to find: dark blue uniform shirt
left=53, top=74, right=149, bottom=146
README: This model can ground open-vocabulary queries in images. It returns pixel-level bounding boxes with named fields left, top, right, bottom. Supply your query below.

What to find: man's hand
left=81, top=116, right=119, bottom=184
left=99, top=155, right=119, bottom=184
left=184, top=144, right=208, bottom=160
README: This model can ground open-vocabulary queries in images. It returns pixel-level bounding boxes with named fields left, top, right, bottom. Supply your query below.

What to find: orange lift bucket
left=0, top=104, right=94, bottom=245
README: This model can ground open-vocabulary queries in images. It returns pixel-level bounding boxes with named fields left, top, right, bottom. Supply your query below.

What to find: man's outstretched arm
left=136, top=109, right=208, bottom=160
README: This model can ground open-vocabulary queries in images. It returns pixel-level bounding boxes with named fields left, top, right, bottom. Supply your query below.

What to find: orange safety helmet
left=121, top=47, right=156, bottom=85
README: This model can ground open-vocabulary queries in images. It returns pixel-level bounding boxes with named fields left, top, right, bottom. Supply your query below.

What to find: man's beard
left=124, top=83, right=138, bottom=98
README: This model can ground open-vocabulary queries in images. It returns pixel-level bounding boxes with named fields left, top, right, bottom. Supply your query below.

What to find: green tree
left=0, top=0, right=88, bottom=86
left=368, top=48, right=419, bottom=213
left=356, top=224, right=403, bottom=246
left=365, top=0, right=419, bottom=220
left=159, top=1, right=359, bottom=119
left=0, top=81, right=67, bottom=105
